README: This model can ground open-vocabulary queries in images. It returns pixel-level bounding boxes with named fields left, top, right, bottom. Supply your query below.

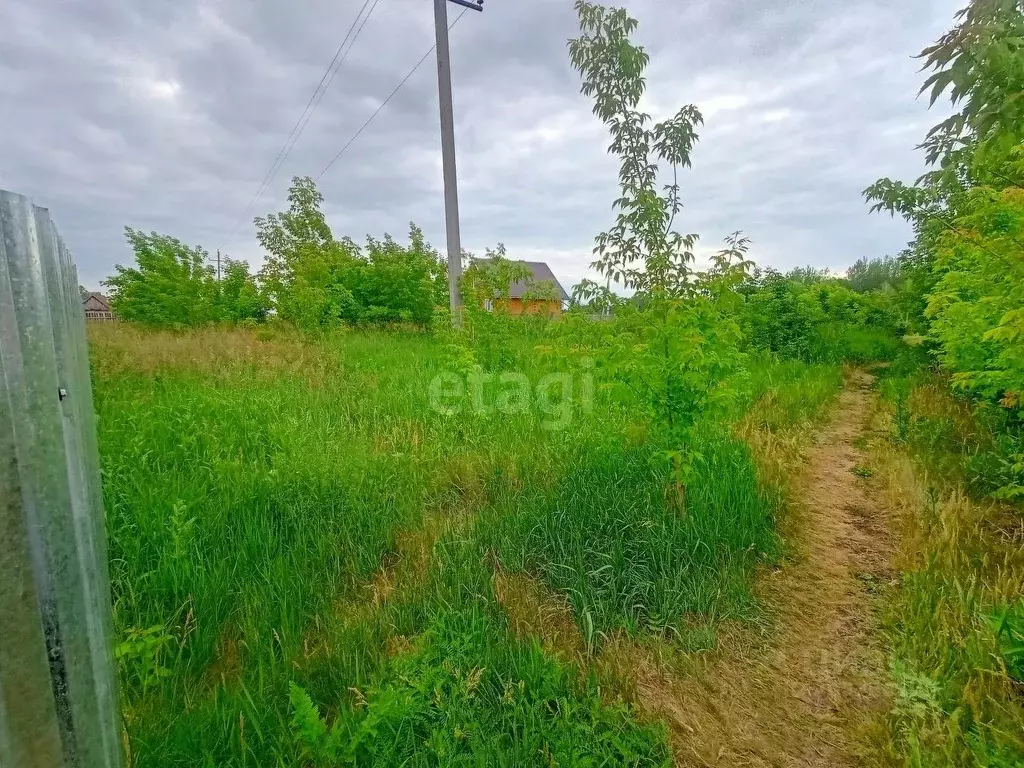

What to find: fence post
left=0, top=190, right=122, bottom=768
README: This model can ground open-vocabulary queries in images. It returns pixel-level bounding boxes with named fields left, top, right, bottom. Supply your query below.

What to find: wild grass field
left=90, top=323, right=843, bottom=766
left=77, top=1, right=1024, bottom=764
left=866, top=354, right=1024, bottom=766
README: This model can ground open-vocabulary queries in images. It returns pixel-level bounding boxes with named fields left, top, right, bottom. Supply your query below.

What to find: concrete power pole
left=433, top=0, right=482, bottom=327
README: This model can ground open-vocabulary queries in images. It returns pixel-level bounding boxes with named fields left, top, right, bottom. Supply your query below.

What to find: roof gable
left=83, top=293, right=111, bottom=311
left=475, top=259, right=570, bottom=301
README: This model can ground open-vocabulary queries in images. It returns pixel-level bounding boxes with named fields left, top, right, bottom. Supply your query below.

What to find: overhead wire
left=228, top=0, right=382, bottom=238
left=316, top=7, right=469, bottom=180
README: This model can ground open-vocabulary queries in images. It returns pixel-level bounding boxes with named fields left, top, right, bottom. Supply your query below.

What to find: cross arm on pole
left=446, top=0, right=483, bottom=11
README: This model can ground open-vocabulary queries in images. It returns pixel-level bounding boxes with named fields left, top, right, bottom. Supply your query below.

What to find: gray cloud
left=0, top=0, right=961, bottom=291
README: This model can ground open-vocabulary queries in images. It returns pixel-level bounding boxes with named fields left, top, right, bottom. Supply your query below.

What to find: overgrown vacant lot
left=90, top=323, right=842, bottom=766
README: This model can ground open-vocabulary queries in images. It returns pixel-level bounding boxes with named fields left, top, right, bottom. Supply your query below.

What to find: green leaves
left=288, top=610, right=670, bottom=766
left=569, top=1, right=703, bottom=296
left=566, top=4, right=756, bottom=505
left=116, top=625, right=175, bottom=696
left=865, top=0, right=1024, bottom=505
left=106, top=229, right=225, bottom=327
left=255, top=177, right=446, bottom=329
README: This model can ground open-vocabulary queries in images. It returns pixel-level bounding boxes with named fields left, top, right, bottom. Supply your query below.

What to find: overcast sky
left=1, top=0, right=961, bottom=291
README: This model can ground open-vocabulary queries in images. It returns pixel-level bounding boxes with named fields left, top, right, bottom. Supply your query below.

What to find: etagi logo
left=428, top=358, right=595, bottom=430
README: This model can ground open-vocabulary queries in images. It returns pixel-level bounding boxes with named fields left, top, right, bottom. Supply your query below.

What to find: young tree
left=356, top=225, right=446, bottom=325
left=567, top=1, right=752, bottom=507
left=106, top=229, right=219, bottom=327
left=256, top=178, right=447, bottom=329
left=255, top=176, right=361, bottom=329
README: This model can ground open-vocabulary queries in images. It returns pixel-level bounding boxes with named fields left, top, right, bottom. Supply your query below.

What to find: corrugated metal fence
left=0, top=189, right=122, bottom=767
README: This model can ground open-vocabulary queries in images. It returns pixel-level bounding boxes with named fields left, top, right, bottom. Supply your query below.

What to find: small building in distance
left=488, top=261, right=570, bottom=317
left=83, top=292, right=115, bottom=321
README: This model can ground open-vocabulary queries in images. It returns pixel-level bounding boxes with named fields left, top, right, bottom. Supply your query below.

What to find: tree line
left=105, top=176, right=450, bottom=330
left=863, top=0, right=1023, bottom=496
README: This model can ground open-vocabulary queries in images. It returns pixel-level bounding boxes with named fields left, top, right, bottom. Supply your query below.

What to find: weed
left=868, top=380, right=1024, bottom=766
left=90, top=323, right=843, bottom=764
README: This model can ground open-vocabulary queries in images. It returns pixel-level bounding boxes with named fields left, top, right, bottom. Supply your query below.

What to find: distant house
left=482, top=261, right=570, bottom=317
left=83, top=292, right=115, bottom=321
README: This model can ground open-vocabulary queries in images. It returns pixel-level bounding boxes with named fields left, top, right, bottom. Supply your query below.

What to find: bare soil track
left=629, top=370, right=895, bottom=767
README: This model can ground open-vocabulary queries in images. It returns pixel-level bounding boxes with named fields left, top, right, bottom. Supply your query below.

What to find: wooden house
left=83, top=292, right=114, bottom=321
left=484, top=261, right=569, bottom=317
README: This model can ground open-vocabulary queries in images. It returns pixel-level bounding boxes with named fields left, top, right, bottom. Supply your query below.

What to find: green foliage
left=449, top=245, right=556, bottom=371
left=106, top=230, right=269, bottom=328
left=878, top=359, right=1024, bottom=499
left=218, top=259, right=271, bottom=323
left=874, top=362, right=1024, bottom=767
left=865, top=0, right=1024, bottom=464
left=847, top=255, right=903, bottom=294
left=356, top=226, right=447, bottom=325
left=569, top=1, right=703, bottom=297
left=927, top=185, right=1024, bottom=404
left=741, top=268, right=902, bottom=363
left=106, top=229, right=221, bottom=327
left=568, top=3, right=757, bottom=503
left=289, top=610, right=670, bottom=767
left=571, top=278, right=621, bottom=315
left=115, top=624, right=174, bottom=696
left=461, top=245, right=534, bottom=309
left=255, top=176, right=362, bottom=329
left=256, top=176, right=446, bottom=329
left=988, top=601, right=1024, bottom=682
left=91, top=322, right=840, bottom=766
left=487, top=430, right=779, bottom=642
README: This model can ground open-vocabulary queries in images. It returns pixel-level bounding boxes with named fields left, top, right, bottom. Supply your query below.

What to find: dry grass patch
left=864, top=385, right=1024, bottom=766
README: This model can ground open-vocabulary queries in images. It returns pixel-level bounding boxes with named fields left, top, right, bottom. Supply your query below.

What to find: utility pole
left=216, top=249, right=222, bottom=281
left=433, top=0, right=482, bottom=327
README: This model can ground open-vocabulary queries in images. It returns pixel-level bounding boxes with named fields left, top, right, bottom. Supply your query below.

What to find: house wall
left=495, top=298, right=562, bottom=317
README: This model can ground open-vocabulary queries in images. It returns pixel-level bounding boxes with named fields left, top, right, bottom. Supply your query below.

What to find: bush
left=290, top=609, right=670, bottom=766
left=742, top=269, right=902, bottom=363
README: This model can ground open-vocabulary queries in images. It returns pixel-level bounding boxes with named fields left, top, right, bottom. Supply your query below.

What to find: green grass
left=871, top=365, right=1024, bottom=767
left=485, top=431, right=780, bottom=643
left=90, top=324, right=842, bottom=766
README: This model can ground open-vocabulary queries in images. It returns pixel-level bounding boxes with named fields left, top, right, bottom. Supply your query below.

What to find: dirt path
left=625, top=370, right=894, bottom=767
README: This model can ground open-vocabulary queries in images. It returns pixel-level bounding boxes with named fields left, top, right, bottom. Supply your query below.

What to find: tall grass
left=88, top=324, right=842, bottom=765
left=871, top=365, right=1024, bottom=767
left=485, top=431, right=779, bottom=644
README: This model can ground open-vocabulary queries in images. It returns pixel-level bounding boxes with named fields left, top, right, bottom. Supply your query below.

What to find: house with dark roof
left=83, top=292, right=115, bottom=321
left=483, top=260, right=570, bottom=317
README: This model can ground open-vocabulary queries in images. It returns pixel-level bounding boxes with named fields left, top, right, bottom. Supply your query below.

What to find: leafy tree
left=566, top=1, right=752, bottom=507
left=846, top=255, right=902, bottom=293
left=256, top=177, right=446, bottom=329
left=570, top=278, right=621, bottom=316
left=217, top=259, right=270, bottom=323
left=569, top=2, right=703, bottom=297
left=255, top=176, right=361, bottom=330
left=865, top=0, right=1024, bottom=409
left=461, top=245, right=533, bottom=311
left=786, top=265, right=836, bottom=285
left=106, top=229, right=220, bottom=327
left=743, top=270, right=821, bottom=359
left=455, top=245, right=536, bottom=369
left=356, top=226, right=446, bottom=325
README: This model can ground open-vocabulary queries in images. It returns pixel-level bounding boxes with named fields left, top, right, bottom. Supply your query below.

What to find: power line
left=293, top=0, right=383, bottom=162
left=316, top=7, right=469, bottom=180
left=229, top=0, right=381, bottom=237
